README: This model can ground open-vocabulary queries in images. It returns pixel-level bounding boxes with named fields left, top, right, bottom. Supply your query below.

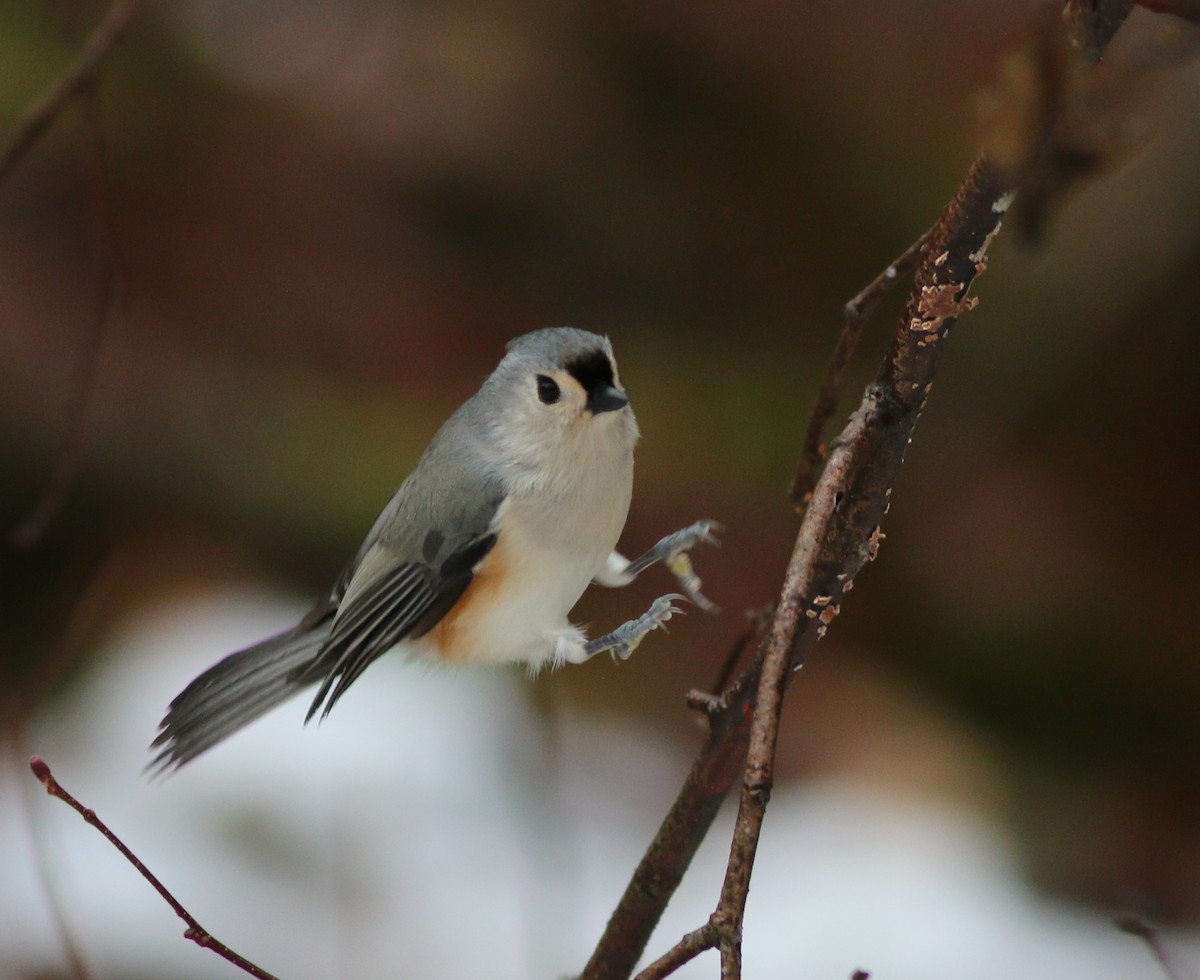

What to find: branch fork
left=583, top=5, right=1136, bottom=978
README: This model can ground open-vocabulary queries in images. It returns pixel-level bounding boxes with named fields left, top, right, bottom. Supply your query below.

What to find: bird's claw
left=587, top=594, right=687, bottom=662
left=661, top=520, right=722, bottom=613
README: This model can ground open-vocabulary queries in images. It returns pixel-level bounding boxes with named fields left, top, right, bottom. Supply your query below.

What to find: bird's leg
left=616, top=520, right=722, bottom=611
left=585, top=595, right=686, bottom=661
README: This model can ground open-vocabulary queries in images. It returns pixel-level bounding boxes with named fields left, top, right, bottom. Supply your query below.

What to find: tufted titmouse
left=151, top=327, right=719, bottom=771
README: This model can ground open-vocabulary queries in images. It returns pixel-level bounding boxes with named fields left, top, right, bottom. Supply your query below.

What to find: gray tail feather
left=149, top=620, right=333, bottom=774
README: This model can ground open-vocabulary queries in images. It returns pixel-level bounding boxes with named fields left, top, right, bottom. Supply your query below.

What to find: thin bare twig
left=1117, top=913, right=1200, bottom=980
left=689, top=608, right=772, bottom=715
left=3, top=548, right=120, bottom=978
left=789, top=227, right=933, bottom=510
left=714, top=482, right=852, bottom=968
left=28, top=757, right=280, bottom=980
left=12, top=88, right=121, bottom=550
left=580, top=159, right=995, bottom=975
left=7, top=5, right=129, bottom=549
left=581, top=665, right=759, bottom=978
left=6, top=734, right=93, bottom=979
left=0, top=0, right=136, bottom=185
left=635, top=922, right=717, bottom=980
left=582, top=4, right=1135, bottom=976
left=582, top=184, right=987, bottom=980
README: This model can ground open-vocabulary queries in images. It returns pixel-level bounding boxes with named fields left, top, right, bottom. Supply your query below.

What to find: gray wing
left=301, top=416, right=504, bottom=721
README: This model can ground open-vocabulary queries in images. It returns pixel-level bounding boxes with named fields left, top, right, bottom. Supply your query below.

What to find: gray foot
left=627, top=520, right=722, bottom=612
left=586, top=594, right=686, bottom=661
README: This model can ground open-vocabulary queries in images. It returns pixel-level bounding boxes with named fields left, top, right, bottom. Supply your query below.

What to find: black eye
left=536, top=375, right=561, bottom=404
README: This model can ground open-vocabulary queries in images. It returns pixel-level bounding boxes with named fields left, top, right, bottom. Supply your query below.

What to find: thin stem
left=3, top=1, right=133, bottom=545
left=12, top=90, right=121, bottom=550
left=28, top=757, right=280, bottom=980
left=7, top=732, right=93, bottom=979
left=694, top=610, right=772, bottom=714
left=789, top=228, right=933, bottom=509
left=582, top=4, right=1137, bottom=974
left=0, top=0, right=136, bottom=185
left=634, top=923, right=717, bottom=980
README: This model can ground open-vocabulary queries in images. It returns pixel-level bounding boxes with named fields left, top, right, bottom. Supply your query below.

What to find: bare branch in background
left=5, top=12, right=131, bottom=950
left=0, top=0, right=135, bottom=185
left=690, top=607, right=772, bottom=711
left=581, top=3, right=1139, bottom=977
left=28, top=757, right=281, bottom=980
left=4, top=0, right=134, bottom=549
left=11, top=90, right=121, bottom=550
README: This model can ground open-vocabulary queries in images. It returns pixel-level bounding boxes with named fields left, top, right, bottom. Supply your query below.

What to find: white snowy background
left=3, top=589, right=1194, bottom=979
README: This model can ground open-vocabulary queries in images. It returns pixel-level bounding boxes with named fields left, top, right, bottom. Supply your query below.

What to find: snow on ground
left=2, top=590, right=1194, bottom=979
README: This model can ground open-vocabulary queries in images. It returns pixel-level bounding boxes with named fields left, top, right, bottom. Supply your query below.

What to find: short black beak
left=588, top=384, right=629, bottom=414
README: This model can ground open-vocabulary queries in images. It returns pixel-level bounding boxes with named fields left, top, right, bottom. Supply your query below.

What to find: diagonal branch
left=0, top=0, right=136, bottom=186
left=698, top=153, right=1011, bottom=977
left=4, top=1, right=133, bottom=549
left=581, top=3, right=1135, bottom=977
left=29, top=757, right=280, bottom=980
left=581, top=160, right=1009, bottom=980
left=789, top=227, right=933, bottom=510
left=11, top=82, right=122, bottom=550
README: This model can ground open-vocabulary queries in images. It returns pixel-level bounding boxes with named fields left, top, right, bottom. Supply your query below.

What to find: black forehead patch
left=564, top=349, right=614, bottom=393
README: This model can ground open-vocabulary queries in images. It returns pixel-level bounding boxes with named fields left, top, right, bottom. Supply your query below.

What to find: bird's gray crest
left=503, top=327, right=614, bottom=369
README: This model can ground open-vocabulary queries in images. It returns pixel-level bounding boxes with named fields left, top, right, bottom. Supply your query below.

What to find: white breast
left=415, top=412, right=635, bottom=668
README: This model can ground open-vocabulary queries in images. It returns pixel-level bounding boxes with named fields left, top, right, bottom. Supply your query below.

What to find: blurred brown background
left=3, top=0, right=1199, bottom=941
